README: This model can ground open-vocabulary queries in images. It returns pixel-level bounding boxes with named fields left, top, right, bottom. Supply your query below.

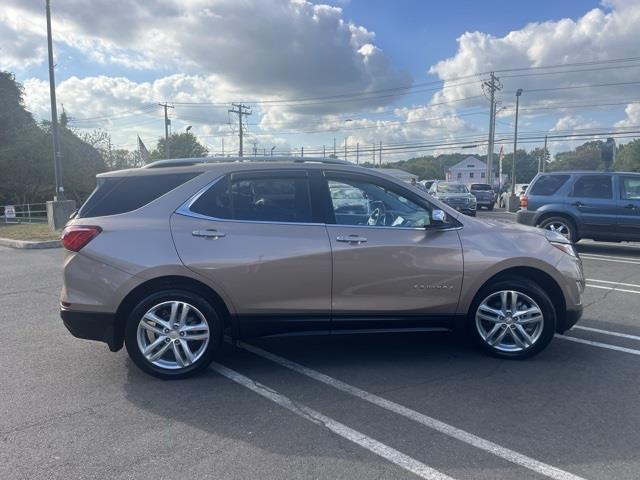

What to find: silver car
left=60, top=157, right=584, bottom=379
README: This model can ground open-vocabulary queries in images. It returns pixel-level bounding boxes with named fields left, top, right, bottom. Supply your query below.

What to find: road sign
left=4, top=206, right=16, bottom=219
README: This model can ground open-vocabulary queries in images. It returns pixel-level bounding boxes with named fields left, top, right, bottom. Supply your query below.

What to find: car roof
left=97, top=156, right=363, bottom=179
left=536, top=170, right=639, bottom=176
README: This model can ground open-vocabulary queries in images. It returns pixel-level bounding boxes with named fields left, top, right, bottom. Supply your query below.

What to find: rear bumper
left=516, top=209, right=537, bottom=226
left=61, top=308, right=122, bottom=352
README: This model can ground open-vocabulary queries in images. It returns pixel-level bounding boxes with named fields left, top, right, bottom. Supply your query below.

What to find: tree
left=550, top=141, right=604, bottom=171
left=615, top=139, right=640, bottom=172
left=151, top=132, right=208, bottom=160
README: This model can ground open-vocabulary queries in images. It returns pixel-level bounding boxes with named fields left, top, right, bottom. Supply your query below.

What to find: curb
left=0, top=237, right=61, bottom=249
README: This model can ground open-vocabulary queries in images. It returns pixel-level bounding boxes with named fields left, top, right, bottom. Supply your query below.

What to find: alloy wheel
left=136, top=301, right=210, bottom=370
left=475, top=290, right=544, bottom=353
left=543, top=221, right=570, bottom=239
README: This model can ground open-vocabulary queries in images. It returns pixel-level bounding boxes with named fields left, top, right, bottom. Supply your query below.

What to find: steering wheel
left=367, top=201, right=386, bottom=226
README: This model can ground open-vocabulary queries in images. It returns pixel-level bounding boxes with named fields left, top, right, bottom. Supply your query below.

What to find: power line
left=228, top=103, right=251, bottom=157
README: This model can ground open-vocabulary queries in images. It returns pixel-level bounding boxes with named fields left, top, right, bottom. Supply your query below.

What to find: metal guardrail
left=0, top=203, right=48, bottom=224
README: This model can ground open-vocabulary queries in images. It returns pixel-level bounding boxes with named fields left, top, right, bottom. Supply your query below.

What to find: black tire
left=124, top=289, right=223, bottom=379
left=468, top=277, right=556, bottom=359
left=468, top=211, right=477, bottom=217
left=487, top=204, right=494, bottom=211
left=538, top=216, right=578, bottom=243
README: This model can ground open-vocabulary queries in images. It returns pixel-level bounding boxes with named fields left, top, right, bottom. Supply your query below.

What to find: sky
left=2, top=0, right=640, bottom=162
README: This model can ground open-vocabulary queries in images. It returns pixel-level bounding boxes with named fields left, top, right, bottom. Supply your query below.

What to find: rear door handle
left=192, top=229, right=226, bottom=239
left=625, top=204, right=638, bottom=210
left=572, top=201, right=584, bottom=207
left=336, top=235, right=368, bottom=244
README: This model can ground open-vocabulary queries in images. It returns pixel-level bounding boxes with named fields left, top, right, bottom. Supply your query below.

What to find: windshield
left=470, top=184, right=492, bottom=191
left=437, top=183, right=469, bottom=193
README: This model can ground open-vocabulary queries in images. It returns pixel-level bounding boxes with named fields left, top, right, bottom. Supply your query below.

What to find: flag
left=137, top=135, right=151, bottom=164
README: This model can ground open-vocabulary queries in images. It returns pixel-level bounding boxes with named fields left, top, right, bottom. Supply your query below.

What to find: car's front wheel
left=124, top=290, right=222, bottom=379
left=470, top=278, right=556, bottom=359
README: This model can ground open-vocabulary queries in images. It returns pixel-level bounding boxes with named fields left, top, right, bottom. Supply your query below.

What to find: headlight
left=544, top=229, right=577, bottom=257
left=550, top=241, right=577, bottom=257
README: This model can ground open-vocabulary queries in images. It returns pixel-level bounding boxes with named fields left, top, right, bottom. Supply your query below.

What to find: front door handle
left=572, top=201, right=584, bottom=207
left=192, top=229, right=226, bottom=239
left=625, top=204, right=638, bottom=210
left=336, top=235, right=368, bottom=244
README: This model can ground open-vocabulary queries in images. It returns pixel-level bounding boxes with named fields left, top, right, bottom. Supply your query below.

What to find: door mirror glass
left=431, top=209, right=446, bottom=224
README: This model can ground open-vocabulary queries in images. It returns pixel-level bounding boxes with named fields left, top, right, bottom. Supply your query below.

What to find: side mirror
left=431, top=209, right=446, bottom=224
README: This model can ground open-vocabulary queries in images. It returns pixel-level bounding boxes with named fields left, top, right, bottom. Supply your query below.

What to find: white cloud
left=615, top=103, right=640, bottom=128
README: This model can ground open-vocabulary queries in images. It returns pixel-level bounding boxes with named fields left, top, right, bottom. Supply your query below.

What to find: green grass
left=0, top=223, right=61, bottom=241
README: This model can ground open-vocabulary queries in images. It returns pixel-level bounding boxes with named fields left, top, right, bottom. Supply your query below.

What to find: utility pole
left=301, top=146, right=304, bottom=158
left=542, top=135, right=548, bottom=172
left=228, top=103, right=252, bottom=157
left=158, top=102, right=174, bottom=159
left=46, top=0, right=63, bottom=200
left=379, top=141, right=382, bottom=167
left=344, top=138, right=347, bottom=161
left=323, top=145, right=326, bottom=157
left=483, top=72, right=502, bottom=186
left=221, top=138, right=224, bottom=156
left=356, top=143, right=359, bottom=165
left=372, top=143, right=376, bottom=165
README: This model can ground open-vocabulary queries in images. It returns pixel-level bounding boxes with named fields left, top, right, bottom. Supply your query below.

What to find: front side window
left=327, top=178, right=431, bottom=228
left=571, top=175, right=612, bottom=199
left=189, top=174, right=312, bottom=223
left=621, top=176, right=640, bottom=201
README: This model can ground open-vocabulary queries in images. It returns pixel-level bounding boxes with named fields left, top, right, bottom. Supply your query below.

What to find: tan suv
left=60, top=157, right=584, bottom=379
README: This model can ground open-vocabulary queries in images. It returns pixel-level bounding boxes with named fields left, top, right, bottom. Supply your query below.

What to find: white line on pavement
left=237, top=341, right=587, bottom=480
left=209, top=362, right=455, bottom=480
left=580, top=254, right=640, bottom=265
left=586, top=284, right=640, bottom=295
left=586, top=278, right=640, bottom=289
left=556, top=335, right=640, bottom=356
left=572, top=325, right=640, bottom=342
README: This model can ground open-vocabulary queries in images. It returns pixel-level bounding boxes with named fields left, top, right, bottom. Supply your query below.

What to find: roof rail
left=142, top=156, right=352, bottom=169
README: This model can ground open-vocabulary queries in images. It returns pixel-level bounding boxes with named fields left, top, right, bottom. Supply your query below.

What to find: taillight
left=61, top=225, right=102, bottom=252
left=519, top=195, right=528, bottom=209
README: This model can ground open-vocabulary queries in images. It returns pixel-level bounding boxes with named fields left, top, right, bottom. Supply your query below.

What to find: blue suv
left=517, top=171, right=640, bottom=243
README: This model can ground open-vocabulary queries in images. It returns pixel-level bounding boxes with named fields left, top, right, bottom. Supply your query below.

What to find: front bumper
left=61, top=308, right=122, bottom=352
left=558, top=306, right=583, bottom=333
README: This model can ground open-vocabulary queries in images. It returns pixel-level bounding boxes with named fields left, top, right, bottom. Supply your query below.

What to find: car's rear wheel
left=124, top=290, right=222, bottom=379
left=538, top=216, right=577, bottom=243
left=469, top=278, right=556, bottom=359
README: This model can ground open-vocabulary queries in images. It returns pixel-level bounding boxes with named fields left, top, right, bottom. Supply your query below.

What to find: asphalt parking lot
left=2, top=212, right=640, bottom=480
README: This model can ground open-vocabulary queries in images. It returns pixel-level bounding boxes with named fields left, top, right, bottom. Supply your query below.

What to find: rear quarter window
left=77, top=172, right=199, bottom=218
left=529, top=175, right=570, bottom=196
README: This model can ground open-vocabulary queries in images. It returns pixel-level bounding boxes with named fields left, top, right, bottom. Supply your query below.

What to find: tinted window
left=189, top=176, right=231, bottom=218
left=571, top=175, right=612, bottom=199
left=77, top=172, right=199, bottom=218
left=530, top=175, right=569, bottom=196
left=470, top=184, right=492, bottom=191
left=328, top=178, right=431, bottom=228
left=191, top=174, right=312, bottom=223
left=621, top=177, right=640, bottom=201
left=437, top=183, right=469, bottom=193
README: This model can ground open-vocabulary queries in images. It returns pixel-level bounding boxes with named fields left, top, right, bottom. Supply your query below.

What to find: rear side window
left=530, top=175, right=570, bottom=196
left=571, top=175, right=612, bottom=199
left=620, top=176, right=640, bottom=201
left=189, top=174, right=312, bottom=223
left=77, top=173, right=199, bottom=218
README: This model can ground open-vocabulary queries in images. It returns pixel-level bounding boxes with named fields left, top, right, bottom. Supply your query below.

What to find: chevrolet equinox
left=60, top=157, right=584, bottom=379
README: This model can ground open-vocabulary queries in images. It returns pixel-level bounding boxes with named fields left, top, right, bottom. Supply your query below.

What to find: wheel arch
left=112, top=275, right=235, bottom=352
left=534, top=210, right=578, bottom=231
left=465, top=266, right=567, bottom=332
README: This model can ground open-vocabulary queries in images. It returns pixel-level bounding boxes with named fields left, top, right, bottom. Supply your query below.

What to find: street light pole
left=46, top=0, right=63, bottom=200
left=511, top=89, right=523, bottom=196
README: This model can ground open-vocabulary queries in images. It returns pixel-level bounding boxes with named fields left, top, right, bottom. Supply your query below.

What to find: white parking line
left=237, top=342, right=587, bottom=480
left=556, top=335, right=640, bottom=356
left=587, top=278, right=640, bottom=289
left=210, top=362, right=455, bottom=480
left=580, top=254, right=640, bottom=265
left=572, top=325, right=640, bottom=342
left=586, top=284, right=640, bottom=295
